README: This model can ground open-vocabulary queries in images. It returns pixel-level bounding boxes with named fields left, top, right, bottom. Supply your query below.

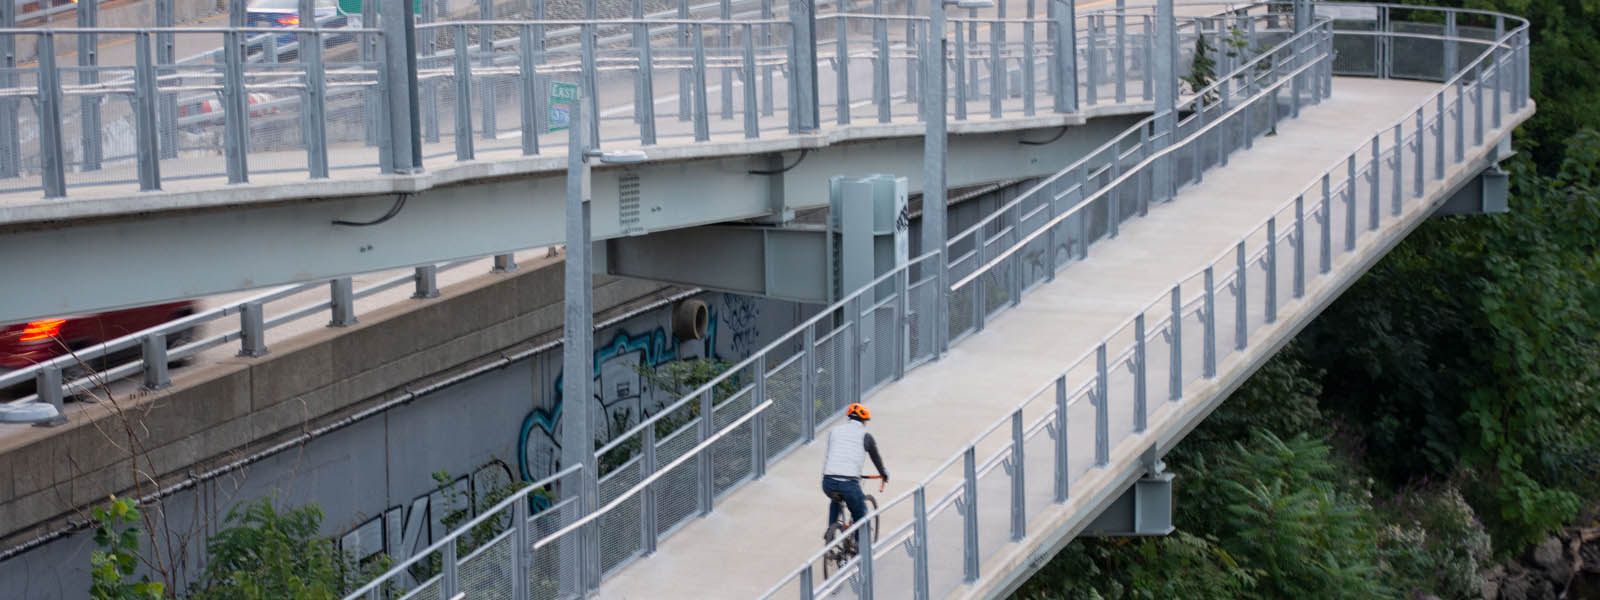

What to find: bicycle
left=821, top=475, right=884, bottom=578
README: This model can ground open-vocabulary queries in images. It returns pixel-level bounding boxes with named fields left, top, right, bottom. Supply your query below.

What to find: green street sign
left=549, top=82, right=579, bottom=132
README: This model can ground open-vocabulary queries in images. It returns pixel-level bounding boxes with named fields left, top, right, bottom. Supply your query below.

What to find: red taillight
left=277, top=14, right=299, bottom=25
left=18, top=319, right=65, bottom=342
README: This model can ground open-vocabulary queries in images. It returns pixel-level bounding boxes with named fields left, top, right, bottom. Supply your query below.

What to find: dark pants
left=822, top=476, right=868, bottom=532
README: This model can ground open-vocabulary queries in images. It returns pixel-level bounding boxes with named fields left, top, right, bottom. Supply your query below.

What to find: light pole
left=923, top=0, right=994, bottom=359
left=560, top=94, right=645, bottom=595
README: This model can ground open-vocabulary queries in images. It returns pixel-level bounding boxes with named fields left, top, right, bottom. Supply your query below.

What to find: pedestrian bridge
left=327, top=2, right=1520, bottom=599
left=0, top=0, right=1529, bottom=598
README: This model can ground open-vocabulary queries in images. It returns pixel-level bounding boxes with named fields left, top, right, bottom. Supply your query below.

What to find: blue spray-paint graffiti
left=516, top=307, right=730, bottom=486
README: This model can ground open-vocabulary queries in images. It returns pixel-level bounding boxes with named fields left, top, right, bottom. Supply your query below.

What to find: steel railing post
left=1086, top=14, right=1099, bottom=106
left=876, top=2, right=891, bottom=123
left=990, top=15, right=1003, bottom=119
left=1202, top=267, right=1216, bottom=379
left=895, top=269, right=908, bottom=380
left=637, top=17, right=657, bottom=145
left=453, top=26, right=475, bottom=161
left=912, top=487, right=930, bottom=600
left=1265, top=218, right=1278, bottom=324
left=641, top=421, right=660, bottom=554
left=1319, top=174, right=1331, bottom=274
left=974, top=226, right=987, bottom=332
left=1473, top=65, right=1484, bottom=147
left=961, top=446, right=979, bottom=582
left=1454, top=81, right=1464, bottom=163
left=77, top=0, right=101, bottom=172
left=752, top=359, right=768, bottom=479
left=953, top=17, right=966, bottom=121
left=1095, top=343, right=1109, bottom=465
left=1234, top=242, right=1246, bottom=351
left=1443, top=11, right=1457, bottom=79
left=154, top=0, right=177, bottom=159
left=1009, top=409, right=1025, bottom=541
left=859, top=515, right=875, bottom=600
left=512, top=489, right=531, bottom=600
left=1293, top=196, right=1305, bottom=299
left=1376, top=136, right=1388, bottom=230
left=679, top=0, right=692, bottom=121
left=720, top=0, right=734, bottom=121
left=519, top=25, right=542, bottom=155
left=1395, top=124, right=1406, bottom=215
left=1435, top=93, right=1445, bottom=180
left=420, top=0, right=439, bottom=144
left=1115, top=0, right=1126, bottom=103
left=239, top=301, right=268, bottom=357
left=850, top=297, right=865, bottom=402
left=1141, top=15, right=1152, bottom=102
left=36, top=366, right=64, bottom=423
left=697, top=390, right=714, bottom=514
left=361, top=0, right=379, bottom=147
left=837, top=18, right=851, bottom=125
left=224, top=0, right=250, bottom=184
left=36, top=33, right=67, bottom=198
left=414, top=265, right=440, bottom=299
left=802, top=325, right=816, bottom=441
left=0, top=0, right=19, bottom=178
left=301, top=20, right=329, bottom=178
left=762, top=0, right=775, bottom=117
left=693, top=24, right=711, bottom=140
left=799, top=567, right=814, bottom=600
left=141, top=333, right=171, bottom=391
left=1345, top=155, right=1356, bottom=252
left=494, top=253, right=518, bottom=273
left=791, top=0, right=819, bottom=131
left=1492, top=17, right=1503, bottom=130
left=330, top=278, right=358, bottom=327
left=1167, top=285, right=1181, bottom=401
left=1134, top=313, right=1146, bottom=432
left=743, top=24, right=760, bottom=138
left=478, top=0, right=496, bottom=140
left=1053, top=375, right=1069, bottom=502
left=1052, top=0, right=1076, bottom=113
left=1023, top=0, right=1036, bottom=116
left=381, top=0, right=421, bottom=173
left=133, top=32, right=163, bottom=191
left=1413, top=110, right=1424, bottom=199
left=440, top=537, right=459, bottom=600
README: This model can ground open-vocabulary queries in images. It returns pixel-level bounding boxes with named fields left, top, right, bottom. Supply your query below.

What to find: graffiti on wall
left=515, top=294, right=763, bottom=486
left=338, top=459, right=516, bottom=568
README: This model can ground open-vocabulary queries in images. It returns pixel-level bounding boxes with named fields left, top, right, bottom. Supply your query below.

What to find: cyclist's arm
left=863, top=433, right=888, bottom=483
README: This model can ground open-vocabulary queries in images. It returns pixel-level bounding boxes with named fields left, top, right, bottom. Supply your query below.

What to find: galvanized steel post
left=1413, top=109, right=1424, bottom=199
left=1265, top=218, right=1277, bottom=324
left=1319, top=174, right=1331, bottom=274
left=894, top=269, right=908, bottom=380
left=414, top=265, right=440, bottom=299
left=924, top=0, right=950, bottom=358
left=791, top=0, right=820, bottom=131
left=142, top=333, right=171, bottom=390
left=743, top=24, right=760, bottom=138
left=1344, top=155, right=1356, bottom=252
left=753, top=358, right=768, bottom=478
left=1202, top=267, right=1216, bottom=378
left=641, top=422, right=660, bottom=554
left=223, top=0, right=250, bottom=183
left=133, top=33, right=163, bottom=191
left=1168, top=285, right=1181, bottom=401
left=1053, top=375, right=1069, bottom=502
left=479, top=0, right=497, bottom=140
left=1009, top=409, right=1025, bottom=541
left=239, top=301, right=268, bottom=357
left=519, top=25, right=542, bottom=155
left=912, top=487, right=930, bottom=600
left=454, top=26, right=475, bottom=160
left=1434, top=93, right=1445, bottom=180
left=329, top=278, right=358, bottom=327
left=961, top=445, right=979, bottom=582
left=1394, top=124, right=1405, bottom=214
left=1293, top=196, right=1305, bottom=299
left=301, top=0, right=329, bottom=178
left=859, top=517, right=875, bottom=600
left=34, top=33, right=65, bottom=196
left=1234, top=242, right=1246, bottom=351
left=1095, top=343, right=1108, bottom=465
left=77, top=0, right=101, bottom=172
left=381, top=0, right=422, bottom=173
left=562, top=97, right=599, bottom=594
left=0, top=0, right=18, bottom=178
left=511, top=489, right=531, bottom=600
left=1134, top=313, right=1146, bottom=432
left=1051, top=0, right=1076, bottom=113
left=1369, top=136, right=1381, bottom=230
left=801, top=325, right=816, bottom=441
left=693, top=24, right=711, bottom=141
left=1151, top=0, right=1176, bottom=203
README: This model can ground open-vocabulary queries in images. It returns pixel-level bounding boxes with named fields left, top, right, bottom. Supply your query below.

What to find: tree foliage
left=89, top=496, right=165, bottom=600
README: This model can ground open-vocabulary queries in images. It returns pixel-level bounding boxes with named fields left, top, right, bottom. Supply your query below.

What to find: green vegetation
left=187, top=497, right=389, bottom=600
left=89, top=497, right=165, bottom=600
left=1018, top=0, right=1600, bottom=596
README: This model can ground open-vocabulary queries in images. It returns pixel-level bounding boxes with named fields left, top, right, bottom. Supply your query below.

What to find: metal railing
left=757, top=5, right=1527, bottom=599
left=0, top=253, right=514, bottom=421
left=0, top=0, right=1245, bottom=198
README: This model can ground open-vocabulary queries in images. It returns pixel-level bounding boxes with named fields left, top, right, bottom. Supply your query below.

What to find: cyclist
left=821, top=403, right=889, bottom=539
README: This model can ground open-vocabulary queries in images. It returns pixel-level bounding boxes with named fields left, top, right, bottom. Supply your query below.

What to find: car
left=0, top=301, right=200, bottom=398
left=245, top=0, right=357, bottom=58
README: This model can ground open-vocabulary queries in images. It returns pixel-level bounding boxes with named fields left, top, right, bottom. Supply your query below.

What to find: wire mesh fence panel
left=712, top=388, right=756, bottom=498
left=813, top=323, right=848, bottom=424
left=458, top=529, right=516, bottom=599
left=597, top=459, right=644, bottom=575
left=529, top=536, right=570, bottom=600
left=925, top=492, right=967, bottom=600
left=1389, top=22, right=1445, bottom=81
left=869, top=301, right=897, bottom=392
left=948, top=280, right=977, bottom=342
left=766, top=355, right=806, bottom=458
left=396, top=576, right=442, bottom=600
left=653, top=416, right=703, bottom=537
left=1329, top=19, right=1378, bottom=75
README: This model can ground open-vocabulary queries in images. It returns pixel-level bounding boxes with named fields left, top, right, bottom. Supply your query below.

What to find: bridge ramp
left=596, top=76, right=1443, bottom=600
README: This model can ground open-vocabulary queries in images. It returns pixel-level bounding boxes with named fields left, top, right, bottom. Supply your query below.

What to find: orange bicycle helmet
left=846, top=403, right=871, bottom=421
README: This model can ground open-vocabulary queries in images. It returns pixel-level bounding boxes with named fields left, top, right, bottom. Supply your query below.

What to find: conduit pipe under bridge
left=338, top=3, right=1530, bottom=599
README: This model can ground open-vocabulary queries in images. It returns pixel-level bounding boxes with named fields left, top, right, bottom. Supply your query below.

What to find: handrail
left=952, top=22, right=1333, bottom=291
